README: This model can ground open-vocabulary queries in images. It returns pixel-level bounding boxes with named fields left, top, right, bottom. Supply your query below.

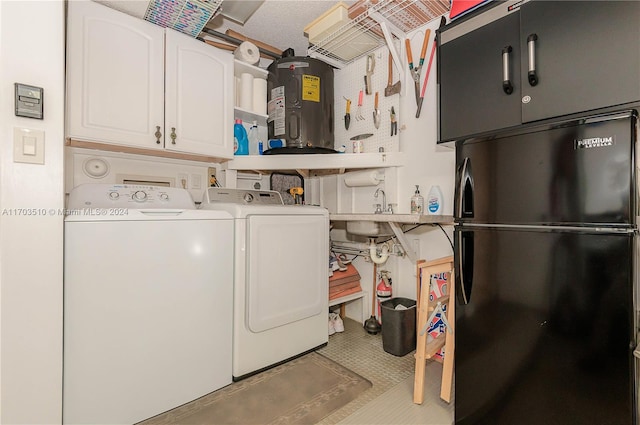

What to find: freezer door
left=454, top=226, right=635, bottom=425
left=454, top=111, right=637, bottom=226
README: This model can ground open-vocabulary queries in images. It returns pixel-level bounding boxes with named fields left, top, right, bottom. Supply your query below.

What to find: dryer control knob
left=108, top=191, right=120, bottom=200
left=133, top=190, right=148, bottom=202
left=159, top=193, right=169, bottom=201
left=243, top=193, right=254, bottom=203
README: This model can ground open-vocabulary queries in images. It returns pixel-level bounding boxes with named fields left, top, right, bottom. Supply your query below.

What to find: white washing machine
left=63, top=184, right=234, bottom=424
left=201, top=188, right=329, bottom=380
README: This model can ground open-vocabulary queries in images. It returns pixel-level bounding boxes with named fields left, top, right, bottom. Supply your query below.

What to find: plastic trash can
left=381, top=297, right=417, bottom=356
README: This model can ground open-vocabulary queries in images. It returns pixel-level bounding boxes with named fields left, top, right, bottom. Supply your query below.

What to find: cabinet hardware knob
left=170, top=127, right=177, bottom=144
left=155, top=126, right=162, bottom=144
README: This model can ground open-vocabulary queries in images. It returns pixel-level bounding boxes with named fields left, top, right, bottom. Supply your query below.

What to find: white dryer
left=64, top=184, right=234, bottom=424
left=202, top=188, right=329, bottom=380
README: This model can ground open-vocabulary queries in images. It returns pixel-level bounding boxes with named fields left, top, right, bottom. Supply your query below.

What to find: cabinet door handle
left=527, top=33, right=539, bottom=86
left=155, top=126, right=162, bottom=144
left=455, top=230, right=474, bottom=305
left=502, top=45, right=514, bottom=95
left=170, top=127, right=177, bottom=144
left=457, top=157, right=474, bottom=218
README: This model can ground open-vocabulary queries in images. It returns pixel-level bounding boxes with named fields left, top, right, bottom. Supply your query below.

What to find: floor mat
left=140, top=352, right=372, bottom=425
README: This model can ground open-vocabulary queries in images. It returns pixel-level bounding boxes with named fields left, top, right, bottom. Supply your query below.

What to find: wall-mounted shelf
left=224, top=152, right=404, bottom=176
left=307, top=0, right=450, bottom=69
left=233, top=59, right=268, bottom=79
left=234, top=107, right=268, bottom=126
left=329, top=213, right=453, bottom=262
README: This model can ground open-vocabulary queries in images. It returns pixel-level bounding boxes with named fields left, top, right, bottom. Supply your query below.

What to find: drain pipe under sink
left=369, top=238, right=390, bottom=264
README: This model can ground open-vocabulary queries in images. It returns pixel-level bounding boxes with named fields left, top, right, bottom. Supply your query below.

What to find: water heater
left=266, top=56, right=334, bottom=154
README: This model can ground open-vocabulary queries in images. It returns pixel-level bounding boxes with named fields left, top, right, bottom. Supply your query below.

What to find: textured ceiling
left=96, top=0, right=349, bottom=59
left=207, top=0, right=347, bottom=58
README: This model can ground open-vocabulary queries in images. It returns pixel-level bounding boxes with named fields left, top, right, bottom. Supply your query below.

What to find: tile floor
left=318, top=317, right=454, bottom=425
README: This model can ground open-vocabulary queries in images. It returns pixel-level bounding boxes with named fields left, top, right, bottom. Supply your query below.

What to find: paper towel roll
left=239, top=73, right=254, bottom=110
left=234, top=41, right=260, bottom=65
left=343, top=170, right=384, bottom=187
left=252, top=78, right=267, bottom=115
left=234, top=76, right=241, bottom=107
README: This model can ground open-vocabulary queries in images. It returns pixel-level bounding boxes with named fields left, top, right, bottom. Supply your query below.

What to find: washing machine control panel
left=206, top=188, right=283, bottom=205
left=67, top=184, right=196, bottom=209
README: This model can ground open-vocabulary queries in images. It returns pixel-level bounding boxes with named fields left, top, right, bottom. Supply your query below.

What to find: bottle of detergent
left=233, top=119, right=249, bottom=155
left=427, top=185, right=444, bottom=215
left=411, top=185, right=424, bottom=214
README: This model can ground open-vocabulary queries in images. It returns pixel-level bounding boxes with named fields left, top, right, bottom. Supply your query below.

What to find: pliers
left=405, top=29, right=432, bottom=107
left=390, top=106, right=397, bottom=136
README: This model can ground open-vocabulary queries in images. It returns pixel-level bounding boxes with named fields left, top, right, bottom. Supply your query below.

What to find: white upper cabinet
left=164, top=30, right=233, bottom=157
left=66, top=1, right=233, bottom=158
left=66, top=1, right=164, bottom=149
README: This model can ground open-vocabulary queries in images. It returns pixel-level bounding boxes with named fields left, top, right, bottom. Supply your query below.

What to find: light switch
left=23, top=136, right=37, bottom=156
left=14, top=127, right=44, bottom=164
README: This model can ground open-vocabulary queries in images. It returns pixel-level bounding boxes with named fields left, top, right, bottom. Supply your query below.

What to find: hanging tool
left=390, top=106, right=397, bottom=136
left=416, top=18, right=446, bottom=118
left=365, top=54, right=375, bottom=95
left=373, top=92, right=381, bottom=129
left=405, top=29, right=431, bottom=107
left=344, top=97, right=351, bottom=130
left=288, top=187, right=304, bottom=205
left=356, top=89, right=364, bottom=121
left=350, top=133, right=374, bottom=140
left=384, top=48, right=401, bottom=97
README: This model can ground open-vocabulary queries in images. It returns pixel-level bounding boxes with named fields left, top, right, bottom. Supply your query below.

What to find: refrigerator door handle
left=457, top=157, right=474, bottom=219
left=527, top=33, right=539, bottom=86
left=456, top=230, right=474, bottom=305
left=502, top=45, right=514, bottom=94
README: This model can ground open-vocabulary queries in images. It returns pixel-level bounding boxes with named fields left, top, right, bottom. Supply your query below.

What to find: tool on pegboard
left=385, top=48, right=401, bottom=97
left=405, top=29, right=431, bottom=108
left=390, top=106, right=397, bottom=136
left=364, top=54, right=375, bottom=95
left=417, top=17, right=446, bottom=118
left=356, top=89, right=365, bottom=121
left=344, top=97, right=352, bottom=130
left=373, top=92, right=381, bottom=129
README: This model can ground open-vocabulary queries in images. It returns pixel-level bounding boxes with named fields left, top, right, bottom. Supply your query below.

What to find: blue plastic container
left=234, top=119, right=249, bottom=155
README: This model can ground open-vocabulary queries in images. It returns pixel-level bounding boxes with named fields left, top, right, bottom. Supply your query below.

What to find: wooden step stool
left=413, top=256, right=455, bottom=404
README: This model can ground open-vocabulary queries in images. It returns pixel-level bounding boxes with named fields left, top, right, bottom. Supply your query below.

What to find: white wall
left=324, top=17, right=456, bottom=319
left=0, top=1, right=65, bottom=424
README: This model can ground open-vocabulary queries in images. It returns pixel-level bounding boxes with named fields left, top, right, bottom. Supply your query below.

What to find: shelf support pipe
left=368, top=12, right=406, bottom=91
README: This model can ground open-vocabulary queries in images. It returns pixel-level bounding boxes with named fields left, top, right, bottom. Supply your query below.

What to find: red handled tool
left=416, top=17, right=446, bottom=118
left=405, top=28, right=431, bottom=108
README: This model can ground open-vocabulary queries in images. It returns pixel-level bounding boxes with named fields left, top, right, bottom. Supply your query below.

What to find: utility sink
left=346, top=220, right=394, bottom=237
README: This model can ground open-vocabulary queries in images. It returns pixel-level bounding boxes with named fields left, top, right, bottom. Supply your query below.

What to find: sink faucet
left=374, top=188, right=386, bottom=214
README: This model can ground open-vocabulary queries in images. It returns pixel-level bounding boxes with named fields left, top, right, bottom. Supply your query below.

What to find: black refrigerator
left=454, top=110, right=638, bottom=424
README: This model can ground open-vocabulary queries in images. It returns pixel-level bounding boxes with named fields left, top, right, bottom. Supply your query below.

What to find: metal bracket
left=368, top=12, right=406, bottom=93
left=388, top=222, right=417, bottom=262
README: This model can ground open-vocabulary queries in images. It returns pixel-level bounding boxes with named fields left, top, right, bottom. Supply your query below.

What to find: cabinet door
left=165, top=30, right=234, bottom=158
left=439, top=7, right=521, bottom=142
left=520, top=1, right=640, bottom=123
left=66, top=1, right=165, bottom=149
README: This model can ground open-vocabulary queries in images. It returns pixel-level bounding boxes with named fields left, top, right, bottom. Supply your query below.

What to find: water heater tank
left=266, top=56, right=334, bottom=153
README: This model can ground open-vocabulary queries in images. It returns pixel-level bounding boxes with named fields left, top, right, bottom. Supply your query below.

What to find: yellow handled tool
left=289, top=187, right=304, bottom=204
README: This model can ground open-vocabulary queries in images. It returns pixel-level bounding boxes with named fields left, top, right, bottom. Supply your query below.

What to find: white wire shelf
left=307, top=0, right=450, bottom=68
